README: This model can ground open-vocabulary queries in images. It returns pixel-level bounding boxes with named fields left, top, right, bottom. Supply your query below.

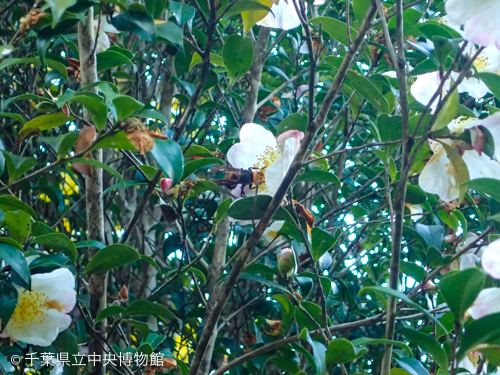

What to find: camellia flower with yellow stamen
left=0, top=268, right=76, bottom=346
left=227, top=123, right=304, bottom=197
left=418, top=115, right=500, bottom=202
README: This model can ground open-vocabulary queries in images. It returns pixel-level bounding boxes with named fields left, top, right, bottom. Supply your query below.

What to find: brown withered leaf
left=62, top=103, right=70, bottom=117
left=72, top=126, right=96, bottom=177
left=271, top=96, right=282, bottom=107
left=293, top=200, right=315, bottom=228
left=126, top=129, right=154, bottom=154
left=144, top=358, right=177, bottom=375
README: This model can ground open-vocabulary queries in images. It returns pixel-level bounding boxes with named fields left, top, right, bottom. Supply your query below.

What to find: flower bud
left=161, top=178, right=173, bottom=193
left=278, top=248, right=296, bottom=278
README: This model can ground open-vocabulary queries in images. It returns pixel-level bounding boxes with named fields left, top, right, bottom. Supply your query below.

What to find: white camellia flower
left=410, top=72, right=448, bottom=111
left=227, top=123, right=304, bottom=196
left=445, top=0, right=500, bottom=49
left=411, top=47, right=500, bottom=100
left=0, top=268, right=76, bottom=346
left=481, top=238, right=500, bottom=278
left=469, top=288, right=500, bottom=319
left=258, top=0, right=325, bottom=30
left=263, top=220, right=285, bottom=244
left=419, top=116, right=500, bottom=202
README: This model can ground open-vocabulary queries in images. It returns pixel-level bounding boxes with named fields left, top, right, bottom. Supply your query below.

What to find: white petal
left=263, top=221, right=285, bottom=244
left=460, top=253, right=479, bottom=270
left=265, top=136, right=298, bottom=194
left=469, top=287, right=500, bottom=319
left=445, top=0, right=498, bottom=25
left=227, top=123, right=277, bottom=169
left=418, top=143, right=460, bottom=202
left=462, top=149, right=500, bottom=180
left=32, top=268, right=76, bottom=313
left=464, top=4, right=500, bottom=49
left=481, top=239, right=500, bottom=279
left=411, top=72, right=443, bottom=110
left=3, top=308, right=68, bottom=346
left=265, top=157, right=285, bottom=195
left=257, top=0, right=302, bottom=30
left=458, top=77, right=490, bottom=99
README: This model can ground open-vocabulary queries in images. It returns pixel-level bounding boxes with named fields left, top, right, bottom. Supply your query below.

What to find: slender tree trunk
left=78, top=8, right=106, bottom=375
left=240, top=28, right=270, bottom=124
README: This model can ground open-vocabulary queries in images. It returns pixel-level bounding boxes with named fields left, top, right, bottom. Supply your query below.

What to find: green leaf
left=439, top=140, right=470, bottom=203
left=222, top=34, right=254, bottom=82
left=350, top=337, right=413, bottom=357
left=53, top=330, right=79, bottom=375
left=464, top=178, right=500, bottom=202
left=32, top=233, right=77, bottom=263
left=477, top=72, right=500, bottom=101
left=189, top=52, right=225, bottom=70
left=2, top=151, right=37, bottom=184
left=439, top=268, right=486, bottom=323
left=400, top=261, right=427, bottom=283
left=123, top=300, right=178, bottom=321
left=353, top=0, right=371, bottom=25
left=272, top=294, right=294, bottom=335
left=218, top=0, right=272, bottom=18
left=182, top=145, right=215, bottom=158
left=46, top=0, right=77, bottom=26
left=377, top=114, right=402, bottom=156
left=276, top=113, right=308, bottom=136
left=295, top=170, right=340, bottom=186
left=95, top=305, right=126, bottom=323
left=3, top=210, right=31, bottom=244
left=126, top=319, right=150, bottom=340
left=326, top=338, right=368, bottom=368
left=311, top=227, right=337, bottom=262
left=310, top=17, right=357, bottom=47
left=437, top=209, right=459, bottom=230
left=431, top=87, right=459, bottom=131
left=415, top=223, right=444, bottom=249
left=110, top=95, right=144, bottom=122
left=75, top=240, right=105, bottom=249
left=141, top=254, right=162, bottom=273
left=406, top=184, right=427, bottom=205
left=347, top=71, right=390, bottom=113
left=182, top=157, right=224, bottom=180
left=111, top=10, right=156, bottom=43
left=0, top=281, right=18, bottom=331
left=457, top=312, right=500, bottom=361
left=227, top=195, right=293, bottom=222
left=0, top=243, right=30, bottom=287
left=399, top=327, right=449, bottom=374
left=0, top=58, right=68, bottom=80
left=70, top=95, right=108, bottom=131
left=214, top=198, right=232, bottom=225
left=169, top=1, right=196, bottom=25
left=155, top=21, right=184, bottom=51
left=83, top=244, right=140, bottom=275
left=18, top=112, right=73, bottom=142
left=150, top=139, right=184, bottom=185
left=0, top=112, right=24, bottom=126
left=145, top=0, right=167, bottom=18
left=39, top=132, right=80, bottom=156
left=97, top=49, right=134, bottom=72
left=239, top=272, right=289, bottom=294
left=427, top=246, right=452, bottom=267
left=136, top=109, right=170, bottom=127
left=395, top=357, right=429, bottom=375
left=0, top=195, right=37, bottom=219
left=70, top=158, right=123, bottom=183
left=359, top=286, right=449, bottom=337
left=305, top=331, right=327, bottom=374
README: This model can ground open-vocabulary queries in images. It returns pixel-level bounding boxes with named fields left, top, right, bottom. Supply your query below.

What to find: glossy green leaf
left=83, top=244, right=140, bottom=275
left=347, top=70, right=390, bottom=113
left=295, top=170, right=340, bottom=186
left=310, top=17, right=357, bottom=47
left=0, top=195, right=37, bottom=219
left=182, top=157, right=224, bottom=180
left=3, top=210, right=31, bottom=244
left=399, top=327, right=448, bottom=374
left=70, top=158, right=123, bottom=183
left=170, top=1, right=196, bottom=25
left=431, top=87, right=459, bottom=131
left=2, top=152, right=37, bottom=184
left=227, top=195, right=293, bottom=222
left=222, top=34, right=254, bottom=82
left=311, top=227, right=337, bottom=262
left=326, top=338, right=368, bottom=367
left=0, top=281, right=17, bottom=331
left=276, top=113, right=308, bottom=136
left=95, top=305, right=126, bottom=323
left=18, top=112, right=73, bottom=142
left=111, top=10, right=156, bottom=43
left=32, top=233, right=78, bottom=263
left=123, top=299, right=177, bottom=321
left=39, top=132, right=80, bottom=156
left=150, top=139, right=184, bottom=185
left=155, top=21, right=184, bottom=51
left=439, top=268, right=486, bottom=322
left=0, top=243, right=30, bottom=287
